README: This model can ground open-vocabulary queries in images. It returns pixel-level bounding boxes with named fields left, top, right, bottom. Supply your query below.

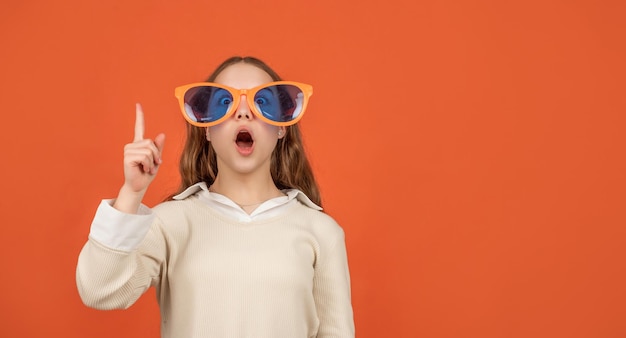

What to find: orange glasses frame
left=174, top=81, right=313, bottom=127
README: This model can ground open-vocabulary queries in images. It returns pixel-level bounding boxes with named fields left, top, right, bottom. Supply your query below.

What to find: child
left=76, top=56, right=355, bottom=337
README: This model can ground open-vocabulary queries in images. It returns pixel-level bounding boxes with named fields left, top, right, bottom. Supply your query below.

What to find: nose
left=235, top=94, right=253, bottom=121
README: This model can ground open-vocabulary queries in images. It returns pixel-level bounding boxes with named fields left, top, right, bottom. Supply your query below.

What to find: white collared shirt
left=177, top=182, right=321, bottom=222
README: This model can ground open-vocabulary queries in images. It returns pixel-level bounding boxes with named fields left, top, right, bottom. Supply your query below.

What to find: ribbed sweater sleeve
left=313, top=228, right=355, bottom=337
left=76, top=221, right=166, bottom=310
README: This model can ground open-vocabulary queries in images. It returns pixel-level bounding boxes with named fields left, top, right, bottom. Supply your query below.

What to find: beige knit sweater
left=76, top=194, right=354, bottom=337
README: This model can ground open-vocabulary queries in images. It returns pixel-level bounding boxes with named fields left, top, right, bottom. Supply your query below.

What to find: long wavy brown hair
left=167, top=56, right=322, bottom=207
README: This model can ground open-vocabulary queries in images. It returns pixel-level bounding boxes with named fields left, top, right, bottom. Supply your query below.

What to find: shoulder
left=291, top=201, right=346, bottom=241
left=289, top=202, right=350, bottom=269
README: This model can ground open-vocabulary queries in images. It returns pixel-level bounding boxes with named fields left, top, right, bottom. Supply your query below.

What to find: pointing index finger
left=134, top=103, right=145, bottom=142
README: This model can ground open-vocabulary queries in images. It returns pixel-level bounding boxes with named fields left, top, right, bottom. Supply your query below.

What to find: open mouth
left=236, top=130, right=254, bottom=149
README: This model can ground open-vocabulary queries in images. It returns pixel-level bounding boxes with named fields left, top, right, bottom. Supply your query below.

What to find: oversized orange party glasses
left=175, top=81, right=313, bottom=127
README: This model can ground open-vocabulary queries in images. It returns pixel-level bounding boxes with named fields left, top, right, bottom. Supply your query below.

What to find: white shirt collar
left=173, top=182, right=322, bottom=220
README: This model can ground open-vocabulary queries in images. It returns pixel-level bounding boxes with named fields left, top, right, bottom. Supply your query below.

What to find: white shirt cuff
left=88, top=199, right=154, bottom=251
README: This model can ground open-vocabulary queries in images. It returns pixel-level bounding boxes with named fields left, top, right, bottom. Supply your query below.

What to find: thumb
left=154, top=133, right=166, bottom=163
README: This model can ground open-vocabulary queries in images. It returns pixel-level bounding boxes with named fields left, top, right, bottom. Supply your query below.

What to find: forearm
left=113, top=184, right=148, bottom=214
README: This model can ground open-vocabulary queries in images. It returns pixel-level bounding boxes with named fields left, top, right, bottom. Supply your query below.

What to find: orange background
left=1, top=0, right=625, bottom=337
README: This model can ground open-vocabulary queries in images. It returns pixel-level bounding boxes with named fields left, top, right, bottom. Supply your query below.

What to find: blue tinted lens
left=184, top=86, right=233, bottom=123
left=254, top=85, right=303, bottom=122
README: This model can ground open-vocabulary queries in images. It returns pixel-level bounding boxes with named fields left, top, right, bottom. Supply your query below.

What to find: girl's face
left=207, top=63, right=286, bottom=176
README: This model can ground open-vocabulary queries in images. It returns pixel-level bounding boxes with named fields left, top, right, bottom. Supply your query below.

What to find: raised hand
left=113, top=103, right=166, bottom=213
